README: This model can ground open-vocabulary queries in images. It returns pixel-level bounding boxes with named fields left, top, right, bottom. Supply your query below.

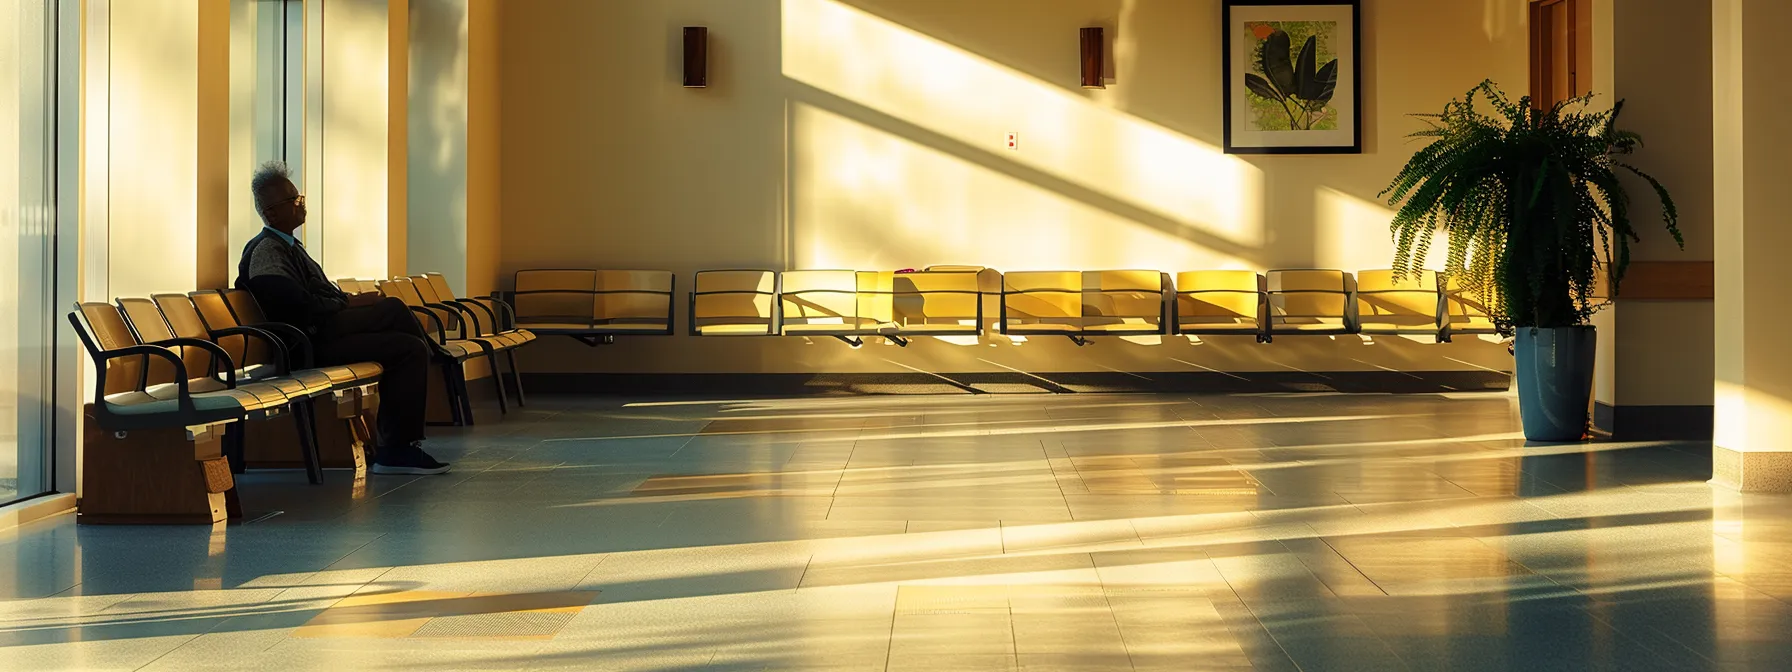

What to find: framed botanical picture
left=1222, top=0, right=1362, bottom=154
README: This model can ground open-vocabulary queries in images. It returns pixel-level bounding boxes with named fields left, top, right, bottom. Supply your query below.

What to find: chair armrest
left=481, top=295, right=521, bottom=331
left=407, top=306, right=450, bottom=344
left=428, top=301, right=481, bottom=337
left=149, top=337, right=239, bottom=388
left=209, top=325, right=294, bottom=375
left=448, top=298, right=502, bottom=334
left=96, top=344, right=196, bottom=412
left=241, top=321, right=315, bottom=369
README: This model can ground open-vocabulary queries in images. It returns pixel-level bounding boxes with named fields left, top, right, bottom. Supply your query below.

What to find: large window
left=0, top=0, right=57, bottom=505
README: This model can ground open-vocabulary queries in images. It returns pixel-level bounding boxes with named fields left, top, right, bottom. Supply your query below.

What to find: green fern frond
left=1380, top=81, right=1680, bottom=329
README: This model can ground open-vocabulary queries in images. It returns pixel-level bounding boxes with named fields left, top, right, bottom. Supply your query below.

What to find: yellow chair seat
left=438, top=341, right=479, bottom=358
left=1005, top=322, right=1082, bottom=333
left=698, top=324, right=773, bottom=336
left=594, top=322, right=672, bottom=332
left=1179, top=320, right=1259, bottom=331
left=1275, top=321, right=1350, bottom=332
left=893, top=322, right=980, bottom=335
left=1083, top=321, right=1161, bottom=333
left=121, top=382, right=287, bottom=413
left=782, top=322, right=877, bottom=335
left=1450, top=317, right=1498, bottom=332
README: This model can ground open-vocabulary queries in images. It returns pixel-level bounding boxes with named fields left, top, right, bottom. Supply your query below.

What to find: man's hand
left=347, top=292, right=386, bottom=308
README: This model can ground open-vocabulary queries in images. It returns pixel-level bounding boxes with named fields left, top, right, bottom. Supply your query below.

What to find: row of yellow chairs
left=506, top=267, right=1499, bottom=347
left=67, top=289, right=385, bottom=523
left=336, top=273, right=537, bottom=423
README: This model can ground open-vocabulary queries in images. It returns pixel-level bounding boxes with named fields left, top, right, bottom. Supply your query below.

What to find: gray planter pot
left=1514, top=326, right=1597, bottom=442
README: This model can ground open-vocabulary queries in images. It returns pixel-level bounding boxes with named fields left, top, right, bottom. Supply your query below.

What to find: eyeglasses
left=260, top=194, right=305, bottom=213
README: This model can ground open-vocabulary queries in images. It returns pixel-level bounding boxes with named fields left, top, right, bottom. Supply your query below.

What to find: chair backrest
left=75, top=302, right=149, bottom=396
left=115, top=298, right=184, bottom=387
left=693, top=270, right=777, bottom=328
left=596, top=270, right=675, bottom=324
left=893, top=270, right=982, bottom=325
left=190, top=290, right=272, bottom=370
left=153, top=293, right=233, bottom=376
left=380, top=277, right=426, bottom=307
left=1176, top=270, right=1263, bottom=328
left=1444, top=275, right=1499, bottom=331
left=514, top=269, right=598, bottom=327
left=221, top=288, right=270, bottom=325
left=779, top=270, right=861, bottom=327
left=1003, top=271, right=1082, bottom=322
left=382, top=276, right=462, bottom=337
left=1082, top=270, right=1164, bottom=326
left=422, top=272, right=457, bottom=300
left=414, top=274, right=495, bottom=336
left=1267, top=269, right=1354, bottom=329
left=856, top=271, right=895, bottom=325
left=1356, top=269, right=1442, bottom=329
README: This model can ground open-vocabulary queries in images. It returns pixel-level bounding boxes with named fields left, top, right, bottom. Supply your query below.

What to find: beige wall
left=1604, top=0, right=1715, bottom=409
left=498, top=0, right=1526, bottom=374
left=407, top=0, right=467, bottom=289
left=1714, top=0, right=1792, bottom=458
left=465, top=0, right=500, bottom=297
left=313, top=0, right=393, bottom=281
left=105, top=0, right=204, bottom=297
left=406, top=0, right=499, bottom=297
left=390, top=0, right=409, bottom=276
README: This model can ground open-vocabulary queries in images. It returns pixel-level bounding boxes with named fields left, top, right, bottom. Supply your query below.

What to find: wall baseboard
left=0, top=493, right=76, bottom=533
left=1594, top=402, right=1714, bottom=441
left=522, top=371, right=1511, bottom=397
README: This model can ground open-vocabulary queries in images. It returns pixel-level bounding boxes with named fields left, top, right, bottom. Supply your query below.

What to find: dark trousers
left=316, top=298, right=432, bottom=449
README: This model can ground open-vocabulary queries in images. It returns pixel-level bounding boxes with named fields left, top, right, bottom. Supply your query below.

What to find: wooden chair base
left=244, top=390, right=373, bottom=471
left=79, top=410, right=241, bottom=525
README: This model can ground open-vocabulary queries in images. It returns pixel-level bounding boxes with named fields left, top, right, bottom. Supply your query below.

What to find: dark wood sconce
left=684, top=27, right=708, bottom=88
left=1080, top=27, right=1105, bottom=89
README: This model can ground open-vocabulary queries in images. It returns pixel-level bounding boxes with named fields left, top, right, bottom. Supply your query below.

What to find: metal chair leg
left=486, top=350, right=510, bottom=416
left=294, top=400, right=324, bottom=485
left=440, top=360, right=467, bottom=426
left=506, top=349, right=527, bottom=407
left=449, top=362, right=477, bottom=426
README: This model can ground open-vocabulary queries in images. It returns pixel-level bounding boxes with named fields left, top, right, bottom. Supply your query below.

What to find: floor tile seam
left=1305, top=536, right=1390, bottom=597
left=882, top=584, right=900, bottom=672
left=127, top=633, right=207, bottom=672
left=1575, top=599, right=1722, bottom=667
left=1084, top=568, right=1143, bottom=671
left=1207, top=560, right=1310, bottom=672
left=663, top=430, right=705, bottom=459
left=568, top=552, right=618, bottom=592
left=1712, top=571, right=1792, bottom=608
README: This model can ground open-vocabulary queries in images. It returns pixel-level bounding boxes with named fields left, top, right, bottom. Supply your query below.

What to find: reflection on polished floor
left=2, top=392, right=1788, bottom=671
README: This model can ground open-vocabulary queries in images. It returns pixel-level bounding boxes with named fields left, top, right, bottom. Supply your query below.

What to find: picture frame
left=1222, top=0, right=1363, bottom=154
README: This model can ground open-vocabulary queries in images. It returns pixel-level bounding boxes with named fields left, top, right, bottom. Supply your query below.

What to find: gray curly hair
left=250, top=161, right=293, bottom=224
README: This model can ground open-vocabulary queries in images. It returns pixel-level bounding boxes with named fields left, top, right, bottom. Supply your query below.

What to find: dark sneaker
left=370, top=443, right=452, bottom=475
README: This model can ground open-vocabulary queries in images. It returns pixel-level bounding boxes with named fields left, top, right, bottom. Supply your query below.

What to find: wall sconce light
left=683, top=27, right=708, bottom=88
left=1080, top=27, right=1105, bottom=89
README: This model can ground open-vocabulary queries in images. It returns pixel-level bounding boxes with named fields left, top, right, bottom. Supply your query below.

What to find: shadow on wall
left=784, top=0, right=1263, bottom=272
left=408, top=0, right=472, bottom=285
left=494, top=0, right=1524, bottom=375
left=819, top=0, right=1524, bottom=270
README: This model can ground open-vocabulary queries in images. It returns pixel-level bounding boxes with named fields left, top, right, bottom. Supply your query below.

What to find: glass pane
left=0, top=0, right=55, bottom=505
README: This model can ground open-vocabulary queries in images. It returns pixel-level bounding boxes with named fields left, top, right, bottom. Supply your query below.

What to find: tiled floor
left=2, top=391, right=1789, bottom=671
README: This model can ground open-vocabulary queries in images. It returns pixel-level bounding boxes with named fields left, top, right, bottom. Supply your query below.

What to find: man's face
left=259, top=178, right=306, bottom=233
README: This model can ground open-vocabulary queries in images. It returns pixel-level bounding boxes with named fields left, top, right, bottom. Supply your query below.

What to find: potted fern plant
left=1382, top=81, right=1681, bottom=442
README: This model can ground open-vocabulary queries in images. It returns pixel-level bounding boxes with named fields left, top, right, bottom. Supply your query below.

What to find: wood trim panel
left=1615, top=261, right=1714, bottom=300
